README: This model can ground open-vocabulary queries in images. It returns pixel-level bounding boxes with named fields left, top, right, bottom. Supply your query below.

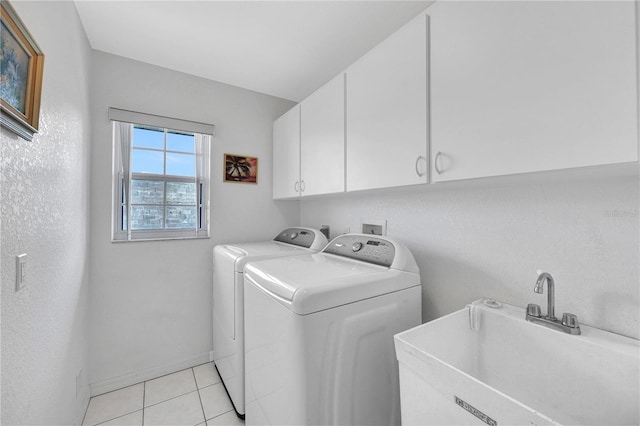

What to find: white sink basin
left=394, top=299, right=639, bottom=425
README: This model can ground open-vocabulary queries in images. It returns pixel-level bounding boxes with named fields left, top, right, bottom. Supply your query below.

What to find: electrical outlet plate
left=361, top=218, right=387, bottom=236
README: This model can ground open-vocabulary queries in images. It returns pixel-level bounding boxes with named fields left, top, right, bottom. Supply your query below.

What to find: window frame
left=110, top=108, right=213, bottom=242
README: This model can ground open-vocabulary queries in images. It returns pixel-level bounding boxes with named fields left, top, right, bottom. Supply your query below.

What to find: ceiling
left=74, top=1, right=432, bottom=102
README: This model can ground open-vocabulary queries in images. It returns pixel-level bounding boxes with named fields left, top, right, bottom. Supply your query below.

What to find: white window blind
left=109, top=108, right=215, bottom=136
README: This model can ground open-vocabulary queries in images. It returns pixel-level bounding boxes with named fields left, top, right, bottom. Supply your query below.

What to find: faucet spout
left=526, top=271, right=579, bottom=335
left=534, top=272, right=555, bottom=319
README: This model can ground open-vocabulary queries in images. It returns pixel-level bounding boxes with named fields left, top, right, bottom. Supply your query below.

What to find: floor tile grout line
left=82, top=385, right=144, bottom=426
left=85, top=395, right=234, bottom=426
left=143, top=389, right=206, bottom=426
left=193, top=365, right=201, bottom=390
left=194, top=364, right=222, bottom=390
left=90, top=379, right=146, bottom=400
left=142, top=381, right=146, bottom=426
left=91, top=378, right=201, bottom=421
left=197, top=381, right=222, bottom=392
left=92, top=364, right=203, bottom=400
left=144, top=388, right=201, bottom=410
left=84, top=362, right=219, bottom=426
left=193, top=367, right=208, bottom=423
left=93, top=408, right=143, bottom=426
left=146, top=365, right=198, bottom=384
left=143, top=368, right=201, bottom=409
left=208, top=408, right=236, bottom=421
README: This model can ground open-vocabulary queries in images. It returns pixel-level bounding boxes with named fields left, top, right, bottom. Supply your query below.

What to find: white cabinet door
left=429, top=1, right=638, bottom=182
left=300, top=74, right=345, bottom=197
left=272, top=105, right=300, bottom=199
left=346, top=14, right=429, bottom=192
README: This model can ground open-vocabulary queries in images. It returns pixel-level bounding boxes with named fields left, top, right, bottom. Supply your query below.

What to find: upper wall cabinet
left=273, top=105, right=301, bottom=199
left=300, top=74, right=345, bottom=197
left=429, top=1, right=638, bottom=182
left=346, top=14, right=429, bottom=192
left=273, top=75, right=345, bottom=200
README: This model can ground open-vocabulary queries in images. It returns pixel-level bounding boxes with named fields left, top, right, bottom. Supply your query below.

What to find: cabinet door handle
left=434, top=152, right=443, bottom=175
left=415, top=156, right=426, bottom=177
left=294, top=181, right=300, bottom=193
left=300, top=180, right=306, bottom=192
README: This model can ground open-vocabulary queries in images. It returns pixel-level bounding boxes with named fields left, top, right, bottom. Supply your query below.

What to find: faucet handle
left=561, top=313, right=580, bottom=328
left=527, top=303, right=542, bottom=318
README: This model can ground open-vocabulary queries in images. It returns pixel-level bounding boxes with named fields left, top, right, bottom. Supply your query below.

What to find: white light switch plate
left=16, top=253, right=27, bottom=291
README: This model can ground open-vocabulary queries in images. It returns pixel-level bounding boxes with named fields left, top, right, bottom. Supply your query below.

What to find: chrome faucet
left=526, top=272, right=581, bottom=335
left=534, top=272, right=555, bottom=319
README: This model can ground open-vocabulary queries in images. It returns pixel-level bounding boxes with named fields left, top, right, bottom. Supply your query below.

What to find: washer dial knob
left=352, top=242, right=363, bottom=252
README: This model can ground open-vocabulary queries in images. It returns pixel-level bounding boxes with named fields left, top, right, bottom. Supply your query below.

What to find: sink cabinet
left=428, top=1, right=638, bottom=182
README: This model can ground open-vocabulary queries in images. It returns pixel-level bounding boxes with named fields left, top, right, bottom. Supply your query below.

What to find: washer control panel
left=274, top=228, right=319, bottom=248
left=323, top=234, right=396, bottom=267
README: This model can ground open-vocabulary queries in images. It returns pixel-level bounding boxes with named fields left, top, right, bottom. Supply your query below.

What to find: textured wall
left=0, top=2, right=92, bottom=424
left=89, top=51, right=297, bottom=394
left=301, top=170, right=640, bottom=339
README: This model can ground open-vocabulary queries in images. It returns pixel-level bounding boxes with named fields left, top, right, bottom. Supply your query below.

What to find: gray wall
left=301, top=169, right=639, bottom=339
left=89, top=51, right=298, bottom=394
left=1, top=2, right=92, bottom=424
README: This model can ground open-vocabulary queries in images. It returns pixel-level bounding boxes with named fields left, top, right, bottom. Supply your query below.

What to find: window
left=110, top=108, right=213, bottom=241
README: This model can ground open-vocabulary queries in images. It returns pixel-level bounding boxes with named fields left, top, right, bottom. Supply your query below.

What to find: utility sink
left=394, top=299, right=639, bottom=425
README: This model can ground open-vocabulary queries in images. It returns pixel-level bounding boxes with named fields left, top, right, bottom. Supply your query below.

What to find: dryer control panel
left=274, top=227, right=324, bottom=249
left=323, top=234, right=396, bottom=267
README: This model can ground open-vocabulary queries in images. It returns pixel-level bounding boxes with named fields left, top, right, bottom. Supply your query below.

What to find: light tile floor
left=82, top=362, right=244, bottom=426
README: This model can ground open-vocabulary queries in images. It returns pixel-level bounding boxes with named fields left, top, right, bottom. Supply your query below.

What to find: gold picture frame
left=224, top=153, right=258, bottom=184
left=1, top=0, right=45, bottom=141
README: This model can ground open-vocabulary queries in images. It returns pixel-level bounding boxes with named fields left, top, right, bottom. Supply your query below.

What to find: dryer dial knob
left=290, top=232, right=298, bottom=239
left=352, top=242, right=363, bottom=252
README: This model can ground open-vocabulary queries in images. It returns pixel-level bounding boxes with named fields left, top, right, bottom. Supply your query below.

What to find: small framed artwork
left=224, top=153, right=258, bottom=184
left=1, top=0, right=45, bottom=141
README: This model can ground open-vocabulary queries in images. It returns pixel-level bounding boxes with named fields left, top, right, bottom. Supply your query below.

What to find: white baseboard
left=209, top=350, right=214, bottom=361
left=89, top=352, right=211, bottom=397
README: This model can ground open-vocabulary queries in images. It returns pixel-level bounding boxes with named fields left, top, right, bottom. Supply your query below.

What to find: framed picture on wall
left=1, top=0, right=45, bottom=141
left=224, top=153, right=258, bottom=184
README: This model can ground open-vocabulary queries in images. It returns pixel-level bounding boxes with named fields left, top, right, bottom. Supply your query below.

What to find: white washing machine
left=212, top=227, right=328, bottom=418
left=243, top=234, right=422, bottom=426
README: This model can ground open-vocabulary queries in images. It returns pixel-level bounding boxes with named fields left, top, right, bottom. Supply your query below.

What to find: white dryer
left=212, top=227, right=328, bottom=418
left=243, top=234, right=422, bottom=426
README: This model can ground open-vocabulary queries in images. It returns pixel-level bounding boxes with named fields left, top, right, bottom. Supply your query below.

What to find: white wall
left=0, top=2, right=92, bottom=424
left=89, top=51, right=298, bottom=394
left=301, top=170, right=639, bottom=339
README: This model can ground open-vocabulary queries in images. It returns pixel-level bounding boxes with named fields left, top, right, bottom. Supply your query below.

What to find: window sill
left=111, top=234, right=210, bottom=243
